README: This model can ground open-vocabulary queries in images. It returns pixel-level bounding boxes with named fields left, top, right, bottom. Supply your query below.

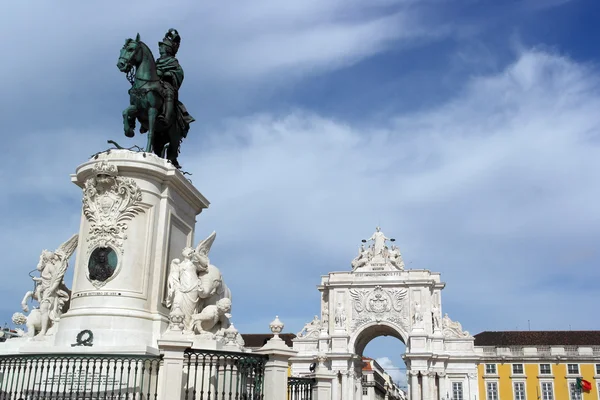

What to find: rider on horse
left=140, top=29, right=195, bottom=142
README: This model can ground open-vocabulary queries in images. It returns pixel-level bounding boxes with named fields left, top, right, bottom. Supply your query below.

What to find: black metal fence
left=0, top=353, right=161, bottom=400
left=183, top=348, right=267, bottom=400
left=287, top=377, right=314, bottom=400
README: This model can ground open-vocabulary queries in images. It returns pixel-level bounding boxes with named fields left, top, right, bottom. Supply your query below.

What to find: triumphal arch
left=289, top=228, right=479, bottom=400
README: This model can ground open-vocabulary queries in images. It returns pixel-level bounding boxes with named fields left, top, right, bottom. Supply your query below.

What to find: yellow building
left=475, top=331, right=600, bottom=400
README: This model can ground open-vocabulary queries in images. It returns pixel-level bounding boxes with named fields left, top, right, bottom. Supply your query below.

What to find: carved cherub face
left=181, top=247, right=195, bottom=260
left=217, top=298, right=232, bottom=313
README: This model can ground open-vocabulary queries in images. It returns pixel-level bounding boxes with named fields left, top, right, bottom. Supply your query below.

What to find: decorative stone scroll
left=296, top=315, right=322, bottom=339
left=82, top=160, right=145, bottom=287
left=442, top=313, right=472, bottom=338
left=349, top=285, right=408, bottom=331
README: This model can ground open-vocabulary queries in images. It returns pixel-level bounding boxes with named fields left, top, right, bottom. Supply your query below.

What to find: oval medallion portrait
left=88, top=247, right=118, bottom=282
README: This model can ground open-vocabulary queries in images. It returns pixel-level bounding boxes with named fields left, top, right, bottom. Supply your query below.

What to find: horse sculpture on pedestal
left=116, top=31, right=194, bottom=169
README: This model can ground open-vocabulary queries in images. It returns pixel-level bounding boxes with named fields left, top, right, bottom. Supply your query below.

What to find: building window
left=567, top=364, right=579, bottom=375
left=487, top=382, right=499, bottom=400
left=569, top=382, right=582, bottom=400
left=452, top=382, right=463, bottom=400
left=513, top=364, right=524, bottom=374
left=363, top=387, right=368, bottom=395
left=485, top=364, right=497, bottom=374
left=541, top=382, right=554, bottom=400
left=514, top=382, right=526, bottom=400
left=540, top=364, right=551, bottom=374
left=596, top=364, right=600, bottom=375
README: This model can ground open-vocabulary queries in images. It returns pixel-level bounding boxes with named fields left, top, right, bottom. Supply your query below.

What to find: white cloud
left=376, top=357, right=407, bottom=388
left=2, top=42, right=600, bottom=340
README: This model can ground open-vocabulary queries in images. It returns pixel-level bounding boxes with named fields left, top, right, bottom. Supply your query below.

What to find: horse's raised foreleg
left=146, top=107, right=158, bottom=153
left=122, top=105, right=137, bottom=138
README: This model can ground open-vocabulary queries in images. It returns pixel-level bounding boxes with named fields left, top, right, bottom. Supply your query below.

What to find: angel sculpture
left=20, top=234, right=78, bottom=338
left=166, top=231, right=232, bottom=334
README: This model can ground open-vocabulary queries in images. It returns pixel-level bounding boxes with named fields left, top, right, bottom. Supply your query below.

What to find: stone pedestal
left=54, top=150, right=209, bottom=349
left=157, top=339, right=193, bottom=400
left=254, top=336, right=298, bottom=400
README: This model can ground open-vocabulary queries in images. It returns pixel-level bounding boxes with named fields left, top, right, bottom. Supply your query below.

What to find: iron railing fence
left=0, top=353, right=161, bottom=400
left=183, top=348, right=267, bottom=400
left=287, top=377, right=314, bottom=400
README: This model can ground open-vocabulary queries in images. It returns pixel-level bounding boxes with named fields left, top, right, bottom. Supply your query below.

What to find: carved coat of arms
left=82, top=160, right=145, bottom=287
left=349, top=286, right=408, bottom=331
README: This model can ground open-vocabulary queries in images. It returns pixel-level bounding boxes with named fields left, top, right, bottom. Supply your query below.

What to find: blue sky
left=2, top=0, right=600, bottom=388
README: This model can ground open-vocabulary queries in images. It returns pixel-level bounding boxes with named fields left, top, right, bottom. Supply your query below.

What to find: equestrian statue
left=117, top=29, right=195, bottom=169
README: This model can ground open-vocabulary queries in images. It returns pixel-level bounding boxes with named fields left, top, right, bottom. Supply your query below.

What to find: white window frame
left=568, top=380, right=582, bottom=400
left=513, top=381, right=526, bottom=400
left=539, top=364, right=552, bottom=375
left=362, top=386, right=368, bottom=395
left=512, top=363, right=524, bottom=375
left=567, top=363, right=579, bottom=375
left=486, top=381, right=499, bottom=400
left=452, top=381, right=464, bottom=400
left=540, top=381, right=555, bottom=400
left=595, top=364, right=600, bottom=375
left=485, top=364, right=497, bottom=375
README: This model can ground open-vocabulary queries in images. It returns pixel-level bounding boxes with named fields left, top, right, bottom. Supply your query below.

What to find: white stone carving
left=223, top=324, right=245, bottom=350
left=351, top=244, right=373, bottom=270
left=297, top=315, right=322, bottom=338
left=412, top=301, right=424, bottom=328
left=368, top=226, right=389, bottom=256
left=192, top=298, right=232, bottom=335
left=82, top=160, right=144, bottom=287
left=334, top=302, right=347, bottom=330
left=432, top=303, right=442, bottom=332
left=321, top=291, right=329, bottom=330
left=270, top=315, right=284, bottom=338
left=349, top=285, right=408, bottom=331
left=442, top=313, right=471, bottom=338
left=351, top=227, right=405, bottom=271
left=166, top=231, right=232, bottom=337
left=388, top=245, right=405, bottom=270
left=20, top=234, right=78, bottom=338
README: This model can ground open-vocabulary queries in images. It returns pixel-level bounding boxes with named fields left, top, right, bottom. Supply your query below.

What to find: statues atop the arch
left=442, top=313, right=471, bottom=338
left=15, top=234, right=79, bottom=339
left=351, top=227, right=405, bottom=271
left=166, top=231, right=234, bottom=339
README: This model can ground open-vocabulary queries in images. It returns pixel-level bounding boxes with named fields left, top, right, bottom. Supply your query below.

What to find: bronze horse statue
left=117, top=32, right=193, bottom=168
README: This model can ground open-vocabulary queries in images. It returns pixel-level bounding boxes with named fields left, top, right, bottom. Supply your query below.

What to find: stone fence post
left=313, top=370, right=334, bottom=400
left=254, top=316, right=298, bottom=400
left=157, top=339, right=192, bottom=400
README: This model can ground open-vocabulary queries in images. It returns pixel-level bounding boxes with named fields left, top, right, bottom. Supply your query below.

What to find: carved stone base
left=54, top=150, right=209, bottom=348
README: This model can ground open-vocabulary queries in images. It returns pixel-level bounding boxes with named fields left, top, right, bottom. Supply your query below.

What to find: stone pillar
left=410, top=371, right=419, bottom=400
left=422, top=372, right=430, bottom=400
left=438, top=372, right=447, bottom=400
left=157, top=339, right=192, bottom=400
left=331, top=371, right=340, bottom=400
left=313, top=370, right=334, bottom=400
left=341, top=372, right=348, bottom=400
left=254, top=317, right=298, bottom=400
left=56, top=150, right=209, bottom=348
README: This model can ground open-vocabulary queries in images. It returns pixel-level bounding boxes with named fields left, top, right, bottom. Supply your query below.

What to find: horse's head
left=117, top=33, right=143, bottom=73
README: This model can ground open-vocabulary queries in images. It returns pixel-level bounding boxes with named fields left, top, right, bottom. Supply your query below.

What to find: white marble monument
left=290, top=227, right=479, bottom=400
left=2, top=150, right=243, bottom=354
